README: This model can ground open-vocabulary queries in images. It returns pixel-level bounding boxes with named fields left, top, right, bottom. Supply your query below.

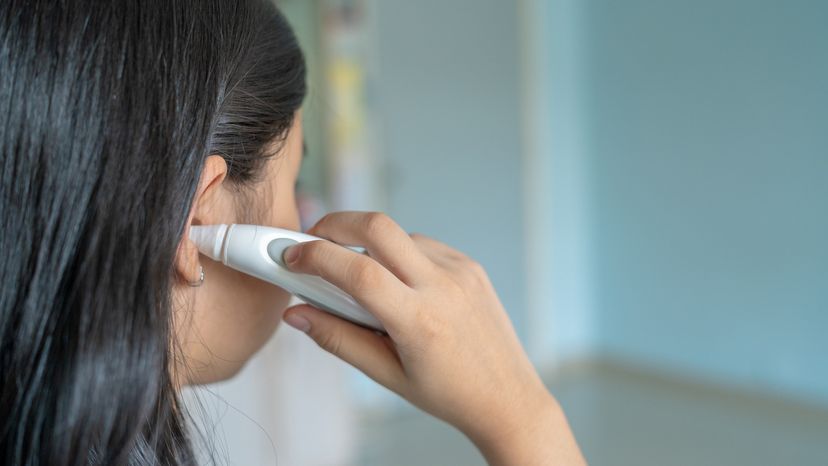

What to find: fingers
left=283, top=304, right=407, bottom=395
left=283, top=239, right=413, bottom=329
left=307, top=212, right=435, bottom=287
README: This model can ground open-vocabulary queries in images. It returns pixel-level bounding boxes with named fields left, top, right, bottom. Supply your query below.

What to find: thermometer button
left=267, top=238, right=299, bottom=267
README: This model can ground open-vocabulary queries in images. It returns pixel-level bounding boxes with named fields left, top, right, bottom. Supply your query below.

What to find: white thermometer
left=189, top=224, right=384, bottom=332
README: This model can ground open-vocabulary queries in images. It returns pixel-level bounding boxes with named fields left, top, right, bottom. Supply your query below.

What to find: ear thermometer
left=189, top=224, right=384, bottom=332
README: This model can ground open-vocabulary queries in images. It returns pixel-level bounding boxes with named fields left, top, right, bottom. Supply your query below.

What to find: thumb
left=282, top=304, right=406, bottom=393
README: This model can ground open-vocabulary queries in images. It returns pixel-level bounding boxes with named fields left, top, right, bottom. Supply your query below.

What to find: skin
left=172, top=111, right=587, bottom=465
left=171, top=116, right=303, bottom=384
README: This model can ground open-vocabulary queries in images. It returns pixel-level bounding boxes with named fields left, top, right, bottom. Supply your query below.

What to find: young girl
left=0, top=1, right=585, bottom=464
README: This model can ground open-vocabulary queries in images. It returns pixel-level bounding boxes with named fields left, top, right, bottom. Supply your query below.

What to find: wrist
left=465, top=390, right=585, bottom=466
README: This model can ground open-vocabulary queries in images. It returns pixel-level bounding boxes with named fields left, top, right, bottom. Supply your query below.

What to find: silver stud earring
left=189, top=265, right=205, bottom=287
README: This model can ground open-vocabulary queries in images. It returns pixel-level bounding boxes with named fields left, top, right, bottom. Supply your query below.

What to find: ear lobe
left=174, top=155, right=229, bottom=285
left=174, top=226, right=203, bottom=285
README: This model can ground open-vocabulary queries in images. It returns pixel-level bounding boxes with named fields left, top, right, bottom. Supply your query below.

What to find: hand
left=281, top=212, right=585, bottom=465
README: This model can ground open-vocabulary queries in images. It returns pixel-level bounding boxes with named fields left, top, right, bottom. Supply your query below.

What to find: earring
left=188, top=265, right=205, bottom=287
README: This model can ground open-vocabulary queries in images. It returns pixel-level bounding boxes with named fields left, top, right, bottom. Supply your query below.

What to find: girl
left=0, top=1, right=585, bottom=464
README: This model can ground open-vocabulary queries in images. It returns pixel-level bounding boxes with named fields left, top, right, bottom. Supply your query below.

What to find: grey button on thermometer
left=190, top=224, right=385, bottom=332
left=267, top=238, right=299, bottom=267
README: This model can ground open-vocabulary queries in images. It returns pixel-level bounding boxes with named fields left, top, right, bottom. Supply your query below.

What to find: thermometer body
left=190, top=224, right=384, bottom=332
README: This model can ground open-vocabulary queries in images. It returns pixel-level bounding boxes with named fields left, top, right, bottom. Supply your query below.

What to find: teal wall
left=530, top=0, right=594, bottom=363
left=575, top=0, right=828, bottom=404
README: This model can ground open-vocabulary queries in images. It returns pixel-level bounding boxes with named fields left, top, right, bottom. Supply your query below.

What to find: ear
left=174, top=155, right=229, bottom=285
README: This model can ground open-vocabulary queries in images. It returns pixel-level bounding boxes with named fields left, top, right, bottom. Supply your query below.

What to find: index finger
left=283, top=238, right=415, bottom=331
left=308, top=211, right=436, bottom=287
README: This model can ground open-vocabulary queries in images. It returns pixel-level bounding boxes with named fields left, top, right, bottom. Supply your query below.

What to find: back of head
left=0, top=0, right=305, bottom=464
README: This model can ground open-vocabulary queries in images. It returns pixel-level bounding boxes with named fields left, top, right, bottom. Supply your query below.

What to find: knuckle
left=414, top=307, right=444, bottom=343
left=315, top=329, right=343, bottom=355
left=409, top=232, right=432, bottom=241
left=363, top=212, right=393, bottom=236
left=456, top=258, right=488, bottom=288
left=466, top=259, right=487, bottom=278
left=346, top=256, right=380, bottom=292
left=447, top=249, right=472, bottom=264
left=408, top=233, right=434, bottom=256
left=310, top=213, right=334, bottom=234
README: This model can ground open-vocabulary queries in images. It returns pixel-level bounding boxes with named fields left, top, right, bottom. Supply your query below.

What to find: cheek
left=246, top=182, right=300, bottom=309
left=222, top=199, right=303, bottom=370
left=259, top=183, right=301, bottom=231
left=243, top=160, right=302, bottom=318
left=249, top=284, right=292, bottom=329
left=215, top=184, right=301, bottom=370
left=249, top=158, right=300, bottom=229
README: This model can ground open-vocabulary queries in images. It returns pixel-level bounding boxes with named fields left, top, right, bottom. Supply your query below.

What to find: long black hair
left=0, top=0, right=305, bottom=464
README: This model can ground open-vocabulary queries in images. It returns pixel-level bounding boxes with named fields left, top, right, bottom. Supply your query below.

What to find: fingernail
left=283, top=245, right=301, bottom=265
left=284, top=313, right=311, bottom=333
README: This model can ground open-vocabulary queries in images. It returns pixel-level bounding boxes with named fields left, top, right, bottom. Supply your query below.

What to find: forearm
left=467, top=393, right=587, bottom=466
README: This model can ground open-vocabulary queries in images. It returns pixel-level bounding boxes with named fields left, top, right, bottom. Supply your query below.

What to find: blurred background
left=183, top=0, right=828, bottom=464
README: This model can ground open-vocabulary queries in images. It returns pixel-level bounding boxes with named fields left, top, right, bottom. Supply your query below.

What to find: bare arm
left=468, top=392, right=586, bottom=465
